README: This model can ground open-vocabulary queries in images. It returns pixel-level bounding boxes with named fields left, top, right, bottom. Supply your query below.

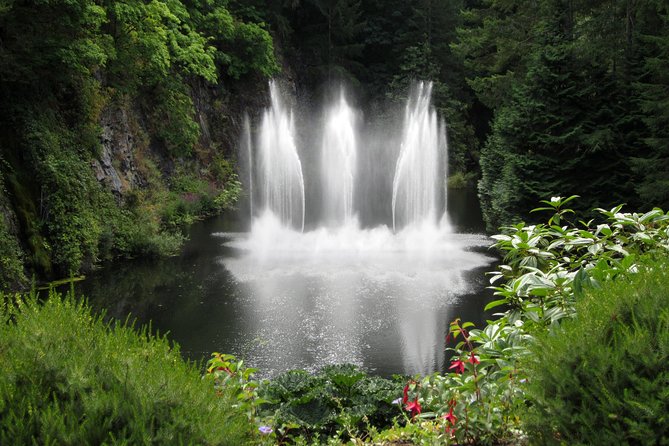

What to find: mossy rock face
left=524, top=257, right=669, bottom=446
left=0, top=168, right=29, bottom=290
left=0, top=293, right=254, bottom=445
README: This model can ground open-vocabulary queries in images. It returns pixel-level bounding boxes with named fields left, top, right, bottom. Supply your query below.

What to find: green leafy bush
left=0, top=292, right=254, bottom=445
left=0, top=171, right=26, bottom=290
left=397, top=197, right=669, bottom=445
left=524, top=257, right=669, bottom=445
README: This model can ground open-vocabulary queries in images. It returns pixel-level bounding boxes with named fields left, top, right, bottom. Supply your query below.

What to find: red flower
left=443, top=407, right=457, bottom=425
left=468, top=352, right=480, bottom=365
left=402, top=384, right=409, bottom=404
left=405, top=398, right=422, bottom=418
left=449, top=359, right=466, bottom=374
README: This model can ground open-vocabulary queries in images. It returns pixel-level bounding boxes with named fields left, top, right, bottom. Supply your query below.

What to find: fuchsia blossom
left=405, top=398, right=422, bottom=418
left=468, top=352, right=480, bottom=365
left=402, top=384, right=410, bottom=404
left=449, top=359, right=466, bottom=374
left=443, top=407, right=457, bottom=425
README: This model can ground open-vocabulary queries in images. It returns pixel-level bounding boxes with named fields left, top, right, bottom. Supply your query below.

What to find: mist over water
left=214, top=80, right=494, bottom=376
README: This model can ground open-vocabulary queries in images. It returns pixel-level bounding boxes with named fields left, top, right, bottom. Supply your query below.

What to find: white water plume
left=392, top=81, right=447, bottom=232
left=321, top=91, right=357, bottom=225
left=257, top=81, right=305, bottom=231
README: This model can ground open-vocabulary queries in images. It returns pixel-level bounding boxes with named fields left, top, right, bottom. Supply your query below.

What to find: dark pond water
left=79, top=188, right=498, bottom=378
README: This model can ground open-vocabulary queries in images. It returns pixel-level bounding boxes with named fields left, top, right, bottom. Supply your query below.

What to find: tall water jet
left=321, top=91, right=357, bottom=226
left=257, top=81, right=305, bottom=231
left=392, top=82, right=447, bottom=232
left=241, top=113, right=253, bottom=219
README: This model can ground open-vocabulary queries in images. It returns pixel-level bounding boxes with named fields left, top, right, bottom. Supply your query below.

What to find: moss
left=4, top=161, right=52, bottom=276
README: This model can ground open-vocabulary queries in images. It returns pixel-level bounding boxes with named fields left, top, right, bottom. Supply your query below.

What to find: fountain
left=392, top=82, right=448, bottom=232
left=256, top=81, right=305, bottom=231
left=249, top=81, right=447, bottom=234
left=321, top=91, right=357, bottom=226
left=220, top=80, right=491, bottom=377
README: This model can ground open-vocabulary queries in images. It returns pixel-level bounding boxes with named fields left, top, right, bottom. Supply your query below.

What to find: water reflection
left=217, top=214, right=493, bottom=377
left=79, top=189, right=497, bottom=378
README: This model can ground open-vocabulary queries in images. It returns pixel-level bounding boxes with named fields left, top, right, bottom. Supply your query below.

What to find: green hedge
left=0, top=292, right=254, bottom=445
left=524, top=256, right=669, bottom=445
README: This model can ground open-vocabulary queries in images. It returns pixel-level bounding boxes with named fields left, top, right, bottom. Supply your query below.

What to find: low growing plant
left=257, top=364, right=404, bottom=444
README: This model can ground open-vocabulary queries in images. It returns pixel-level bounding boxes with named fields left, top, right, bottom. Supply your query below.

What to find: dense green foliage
left=0, top=0, right=277, bottom=289
left=207, top=354, right=407, bottom=444
left=412, top=197, right=669, bottom=444
left=525, top=258, right=669, bottom=445
left=0, top=292, right=255, bottom=444
left=258, top=365, right=403, bottom=443
left=458, top=0, right=669, bottom=229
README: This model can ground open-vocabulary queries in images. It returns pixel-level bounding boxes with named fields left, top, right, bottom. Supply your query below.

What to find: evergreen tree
left=477, top=1, right=640, bottom=229
left=632, top=2, right=669, bottom=208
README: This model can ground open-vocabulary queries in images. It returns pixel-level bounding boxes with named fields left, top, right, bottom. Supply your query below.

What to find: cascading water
left=321, top=91, right=357, bottom=226
left=257, top=81, right=306, bottom=231
left=391, top=81, right=447, bottom=232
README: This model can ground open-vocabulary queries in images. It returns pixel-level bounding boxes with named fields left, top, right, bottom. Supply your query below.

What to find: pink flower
left=443, top=407, right=457, bottom=425
left=405, top=398, right=422, bottom=418
left=402, top=384, right=409, bottom=404
left=468, top=352, right=480, bottom=365
left=449, top=359, right=466, bottom=374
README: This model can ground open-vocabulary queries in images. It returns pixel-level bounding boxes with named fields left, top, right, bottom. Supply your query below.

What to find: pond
left=80, top=187, right=497, bottom=378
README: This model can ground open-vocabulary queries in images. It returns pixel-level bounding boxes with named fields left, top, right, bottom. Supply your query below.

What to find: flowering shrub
left=373, top=198, right=669, bottom=445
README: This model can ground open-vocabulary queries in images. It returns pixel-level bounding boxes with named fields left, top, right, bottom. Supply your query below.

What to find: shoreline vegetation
left=2, top=198, right=668, bottom=445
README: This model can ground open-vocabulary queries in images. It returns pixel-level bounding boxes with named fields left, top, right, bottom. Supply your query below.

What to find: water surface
left=81, top=188, right=497, bottom=378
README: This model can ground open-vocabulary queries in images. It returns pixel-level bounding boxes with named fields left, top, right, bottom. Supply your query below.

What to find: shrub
left=524, top=256, right=669, bottom=445
left=0, top=292, right=254, bottom=445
